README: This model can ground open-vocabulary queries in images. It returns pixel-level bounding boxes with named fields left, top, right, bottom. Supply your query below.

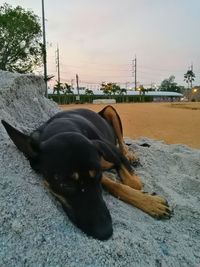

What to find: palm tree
left=44, top=74, right=54, bottom=82
left=63, top=83, right=73, bottom=94
left=63, top=83, right=73, bottom=104
left=184, top=70, right=195, bottom=89
left=115, top=88, right=127, bottom=96
left=85, top=89, right=94, bottom=103
left=85, top=89, right=94, bottom=95
left=110, top=84, right=120, bottom=96
left=102, top=88, right=112, bottom=98
left=53, top=81, right=64, bottom=103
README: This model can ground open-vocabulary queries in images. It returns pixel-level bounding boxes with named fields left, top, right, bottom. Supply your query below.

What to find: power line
left=59, top=62, right=130, bottom=72
left=138, top=65, right=186, bottom=73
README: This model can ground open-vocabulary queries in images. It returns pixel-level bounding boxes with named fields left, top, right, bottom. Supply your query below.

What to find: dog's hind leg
left=98, top=105, right=138, bottom=164
left=102, top=176, right=172, bottom=219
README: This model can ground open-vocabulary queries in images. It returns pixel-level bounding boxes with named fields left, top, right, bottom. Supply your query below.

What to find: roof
left=48, top=88, right=183, bottom=97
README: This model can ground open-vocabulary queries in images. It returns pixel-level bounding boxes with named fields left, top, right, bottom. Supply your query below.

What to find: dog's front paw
left=125, top=152, right=140, bottom=167
left=132, top=157, right=141, bottom=167
left=125, top=152, right=138, bottom=162
left=141, top=194, right=173, bottom=219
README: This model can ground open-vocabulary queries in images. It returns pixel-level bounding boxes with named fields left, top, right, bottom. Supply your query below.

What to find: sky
left=3, top=0, right=200, bottom=89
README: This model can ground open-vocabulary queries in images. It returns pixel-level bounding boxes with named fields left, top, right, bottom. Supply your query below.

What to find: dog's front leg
left=102, top=176, right=172, bottom=219
left=100, top=153, right=142, bottom=190
left=118, top=165, right=142, bottom=190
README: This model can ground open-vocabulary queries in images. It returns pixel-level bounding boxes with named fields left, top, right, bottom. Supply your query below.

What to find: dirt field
left=60, top=102, right=200, bottom=149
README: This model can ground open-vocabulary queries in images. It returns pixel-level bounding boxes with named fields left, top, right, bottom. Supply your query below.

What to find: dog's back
left=33, top=108, right=116, bottom=145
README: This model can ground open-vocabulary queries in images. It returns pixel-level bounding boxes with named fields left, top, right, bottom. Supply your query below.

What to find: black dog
left=2, top=105, right=172, bottom=240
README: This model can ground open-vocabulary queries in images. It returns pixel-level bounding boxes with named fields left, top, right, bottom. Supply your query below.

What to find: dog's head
left=2, top=120, right=113, bottom=240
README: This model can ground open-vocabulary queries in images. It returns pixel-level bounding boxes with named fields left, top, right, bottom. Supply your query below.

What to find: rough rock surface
left=0, top=71, right=200, bottom=266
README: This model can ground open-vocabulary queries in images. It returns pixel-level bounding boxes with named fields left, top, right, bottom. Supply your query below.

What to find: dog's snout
left=73, top=190, right=113, bottom=240
left=90, top=218, right=113, bottom=240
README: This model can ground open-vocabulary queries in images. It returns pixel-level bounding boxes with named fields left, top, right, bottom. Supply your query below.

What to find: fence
left=48, top=94, right=155, bottom=104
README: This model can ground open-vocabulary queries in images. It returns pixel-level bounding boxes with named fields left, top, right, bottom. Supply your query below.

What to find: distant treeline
left=48, top=94, right=173, bottom=104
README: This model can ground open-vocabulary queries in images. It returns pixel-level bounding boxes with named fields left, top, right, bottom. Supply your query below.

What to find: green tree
left=85, top=89, right=94, bottom=96
left=184, top=70, right=195, bottom=89
left=137, top=85, right=146, bottom=102
left=0, top=3, right=42, bottom=73
left=138, top=85, right=145, bottom=95
left=115, top=86, right=127, bottom=102
left=101, top=83, right=125, bottom=95
left=101, top=82, right=112, bottom=98
left=117, top=88, right=127, bottom=95
left=85, top=89, right=94, bottom=103
left=110, top=84, right=120, bottom=96
left=53, top=81, right=64, bottom=103
left=160, top=75, right=180, bottom=92
left=63, top=83, right=73, bottom=104
left=102, top=88, right=112, bottom=97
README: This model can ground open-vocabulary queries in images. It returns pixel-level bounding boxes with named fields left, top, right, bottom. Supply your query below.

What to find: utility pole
left=132, top=55, right=137, bottom=91
left=56, top=45, right=60, bottom=84
left=76, top=74, right=80, bottom=101
left=41, top=0, right=48, bottom=97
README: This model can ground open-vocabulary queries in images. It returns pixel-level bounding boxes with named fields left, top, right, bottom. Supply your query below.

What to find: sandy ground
left=1, top=72, right=200, bottom=267
left=60, top=102, right=200, bottom=149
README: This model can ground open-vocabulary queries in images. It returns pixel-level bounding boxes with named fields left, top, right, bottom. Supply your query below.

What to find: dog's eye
left=55, top=174, right=59, bottom=180
left=60, top=183, right=76, bottom=194
left=89, top=170, right=96, bottom=178
left=54, top=174, right=65, bottom=181
left=72, top=172, right=79, bottom=181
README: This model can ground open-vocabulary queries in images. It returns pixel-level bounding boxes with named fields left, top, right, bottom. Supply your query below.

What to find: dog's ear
left=92, top=140, right=120, bottom=165
left=1, top=120, right=39, bottom=158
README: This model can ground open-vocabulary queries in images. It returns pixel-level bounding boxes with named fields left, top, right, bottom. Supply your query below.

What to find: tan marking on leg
left=72, top=172, right=79, bottom=180
left=102, top=176, right=172, bottom=219
left=102, top=106, right=138, bottom=163
left=100, top=157, right=114, bottom=170
left=89, top=170, right=96, bottom=178
left=118, top=165, right=142, bottom=190
left=44, top=180, right=50, bottom=188
left=123, top=151, right=138, bottom=163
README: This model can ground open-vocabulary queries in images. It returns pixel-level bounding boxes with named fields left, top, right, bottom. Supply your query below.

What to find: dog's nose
left=92, top=221, right=113, bottom=240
